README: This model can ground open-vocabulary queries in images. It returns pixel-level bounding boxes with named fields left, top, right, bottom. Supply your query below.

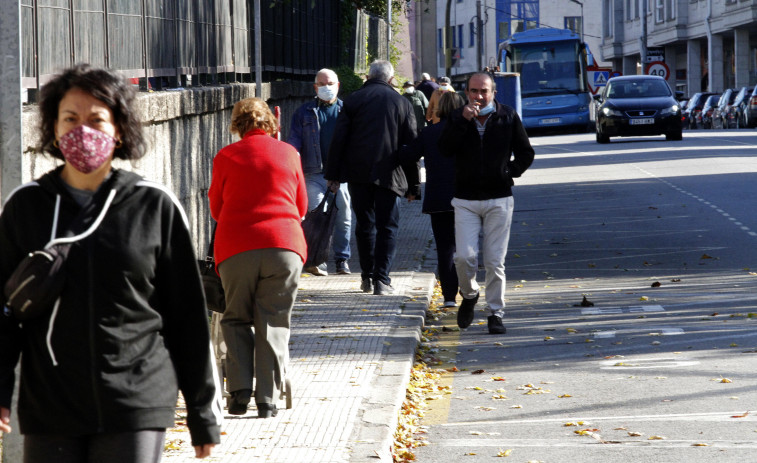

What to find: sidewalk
left=162, top=197, right=437, bottom=463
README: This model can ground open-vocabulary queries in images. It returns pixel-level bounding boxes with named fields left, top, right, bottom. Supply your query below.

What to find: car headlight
left=601, top=107, right=623, bottom=117
left=660, top=105, right=680, bottom=116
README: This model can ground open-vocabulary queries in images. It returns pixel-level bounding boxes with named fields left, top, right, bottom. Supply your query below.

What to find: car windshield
left=606, top=80, right=671, bottom=98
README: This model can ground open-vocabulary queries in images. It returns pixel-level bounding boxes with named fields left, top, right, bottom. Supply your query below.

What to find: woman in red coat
left=209, top=98, right=308, bottom=418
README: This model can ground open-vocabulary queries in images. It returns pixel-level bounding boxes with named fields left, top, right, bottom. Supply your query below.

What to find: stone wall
left=18, top=80, right=313, bottom=254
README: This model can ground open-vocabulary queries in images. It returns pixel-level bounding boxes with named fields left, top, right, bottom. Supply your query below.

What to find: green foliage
left=335, top=65, right=366, bottom=97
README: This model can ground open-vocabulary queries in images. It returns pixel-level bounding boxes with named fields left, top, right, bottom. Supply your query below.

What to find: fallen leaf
left=651, top=281, right=661, bottom=287
left=544, top=336, right=554, bottom=341
left=692, top=443, right=709, bottom=447
left=701, top=254, right=713, bottom=259
left=648, top=435, right=666, bottom=440
left=639, top=296, right=649, bottom=301
left=628, top=431, right=643, bottom=437
left=472, top=369, right=486, bottom=375
left=469, top=431, right=484, bottom=435
left=496, top=449, right=513, bottom=457
left=558, top=394, right=572, bottom=398
left=732, top=411, right=750, bottom=418
left=720, top=378, right=733, bottom=383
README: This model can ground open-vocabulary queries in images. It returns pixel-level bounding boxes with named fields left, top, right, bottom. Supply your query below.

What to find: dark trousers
left=430, top=211, right=458, bottom=302
left=348, top=183, right=401, bottom=285
left=24, top=430, right=165, bottom=463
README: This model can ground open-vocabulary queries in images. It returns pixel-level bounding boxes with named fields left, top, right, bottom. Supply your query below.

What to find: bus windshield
left=510, top=41, right=586, bottom=97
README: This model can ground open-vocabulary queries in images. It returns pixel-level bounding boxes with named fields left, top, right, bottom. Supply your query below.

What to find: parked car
left=593, top=75, right=683, bottom=143
left=739, top=86, right=757, bottom=128
left=711, top=88, right=737, bottom=129
left=730, top=86, right=754, bottom=128
left=683, top=92, right=719, bottom=129
left=698, top=94, right=722, bottom=129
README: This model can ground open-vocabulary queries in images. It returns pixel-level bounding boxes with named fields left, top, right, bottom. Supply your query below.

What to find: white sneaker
left=304, top=263, right=328, bottom=276
left=443, top=300, right=457, bottom=308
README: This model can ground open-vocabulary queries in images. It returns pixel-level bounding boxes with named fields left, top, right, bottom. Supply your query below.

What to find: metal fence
left=21, top=0, right=385, bottom=90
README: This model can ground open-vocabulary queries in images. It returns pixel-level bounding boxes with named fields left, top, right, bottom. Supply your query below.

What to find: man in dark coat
left=416, top=72, right=439, bottom=101
left=325, top=60, right=419, bottom=295
left=439, top=72, right=534, bottom=335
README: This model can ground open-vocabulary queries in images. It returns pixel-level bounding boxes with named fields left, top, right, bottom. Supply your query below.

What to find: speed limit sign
left=646, top=61, right=670, bottom=80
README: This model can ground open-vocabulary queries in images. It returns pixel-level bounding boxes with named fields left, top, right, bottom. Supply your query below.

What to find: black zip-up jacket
left=0, top=167, right=222, bottom=445
left=438, top=101, right=535, bottom=200
left=325, top=78, right=420, bottom=197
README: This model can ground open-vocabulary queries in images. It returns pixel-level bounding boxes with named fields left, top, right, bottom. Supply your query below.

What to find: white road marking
left=441, top=410, right=757, bottom=427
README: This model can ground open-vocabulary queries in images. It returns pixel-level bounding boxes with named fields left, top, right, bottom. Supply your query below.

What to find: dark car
left=739, top=86, right=757, bottom=128
left=697, top=94, right=721, bottom=129
left=730, top=86, right=754, bottom=128
left=593, top=75, right=683, bottom=144
left=712, top=88, right=737, bottom=129
left=683, top=91, right=719, bottom=129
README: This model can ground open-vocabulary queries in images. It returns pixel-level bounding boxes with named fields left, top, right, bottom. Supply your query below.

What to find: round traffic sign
left=646, top=61, right=670, bottom=80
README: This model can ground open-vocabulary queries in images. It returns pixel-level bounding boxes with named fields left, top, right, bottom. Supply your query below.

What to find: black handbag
left=301, top=190, right=338, bottom=268
left=4, top=189, right=117, bottom=321
left=198, top=223, right=225, bottom=313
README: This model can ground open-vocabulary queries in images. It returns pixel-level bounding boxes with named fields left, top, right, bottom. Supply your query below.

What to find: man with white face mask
left=439, top=72, right=534, bottom=335
left=288, top=68, right=353, bottom=276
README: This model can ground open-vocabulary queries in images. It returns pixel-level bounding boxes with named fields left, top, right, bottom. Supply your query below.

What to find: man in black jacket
left=439, top=72, right=534, bottom=334
left=325, top=60, right=419, bottom=295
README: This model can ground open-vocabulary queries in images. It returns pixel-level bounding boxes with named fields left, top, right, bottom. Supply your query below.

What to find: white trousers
left=451, top=196, right=514, bottom=317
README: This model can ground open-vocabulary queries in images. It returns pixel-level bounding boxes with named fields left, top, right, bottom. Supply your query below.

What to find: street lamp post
left=569, top=0, right=584, bottom=42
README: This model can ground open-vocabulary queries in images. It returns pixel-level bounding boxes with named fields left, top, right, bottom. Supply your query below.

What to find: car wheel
left=596, top=129, right=610, bottom=144
left=666, top=130, right=683, bottom=141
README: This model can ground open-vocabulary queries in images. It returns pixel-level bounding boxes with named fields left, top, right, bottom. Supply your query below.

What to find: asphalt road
left=413, top=130, right=757, bottom=463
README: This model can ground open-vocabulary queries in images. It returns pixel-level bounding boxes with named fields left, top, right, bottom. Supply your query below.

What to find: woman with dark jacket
left=400, top=92, right=466, bottom=307
left=209, top=98, right=308, bottom=419
left=0, top=64, right=221, bottom=461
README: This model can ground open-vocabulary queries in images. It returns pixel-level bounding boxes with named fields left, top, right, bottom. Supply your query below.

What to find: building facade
left=421, top=0, right=609, bottom=81
left=599, top=0, right=757, bottom=97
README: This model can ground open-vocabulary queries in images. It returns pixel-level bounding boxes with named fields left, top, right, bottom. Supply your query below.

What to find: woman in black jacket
left=400, top=91, right=466, bottom=308
left=0, top=64, right=222, bottom=462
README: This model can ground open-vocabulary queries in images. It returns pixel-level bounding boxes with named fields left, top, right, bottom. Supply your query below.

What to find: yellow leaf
left=469, top=431, right=484, bottom=435
left=628, top=431, right=643, bottom=437
left=544, top=336, right=554, bottom=341
left=558, top=394, right=572, bottom=398
left=496, top=448, right=513, bottom=457
left=648, top=435, right=666, bottom=440
left=566, top=328, right=577, bottom=333
left=564, top=422, right=577, bottom=427
left=639, top=296, right=649, bottom=301
left=692, top=443, right=709, bottom=446
left=721, top=378, right=733, bottom=383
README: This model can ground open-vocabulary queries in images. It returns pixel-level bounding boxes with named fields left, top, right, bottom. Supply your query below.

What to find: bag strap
left=204, top=222, right=217, bottom=262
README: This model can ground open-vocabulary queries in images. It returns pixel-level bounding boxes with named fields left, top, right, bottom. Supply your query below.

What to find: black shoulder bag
left=198, top=223, right=225, bottom=313
left=4, top=189, right=117, bottom=321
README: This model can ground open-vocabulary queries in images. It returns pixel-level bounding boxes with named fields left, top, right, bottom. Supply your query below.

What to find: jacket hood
left=36, top=166, right=144, bottom=207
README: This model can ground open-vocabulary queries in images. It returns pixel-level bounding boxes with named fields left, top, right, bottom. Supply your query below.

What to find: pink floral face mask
left=58, top=125, right=117, bottom=174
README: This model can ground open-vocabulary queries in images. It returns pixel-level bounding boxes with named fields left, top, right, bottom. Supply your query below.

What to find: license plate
left=630, top=118, right=655, bottom=125
left=540, top=118, right=561, bottom=125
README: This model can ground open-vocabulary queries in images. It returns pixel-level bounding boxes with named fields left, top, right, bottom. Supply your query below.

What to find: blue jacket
left=288, top=97, right=343, bottom=175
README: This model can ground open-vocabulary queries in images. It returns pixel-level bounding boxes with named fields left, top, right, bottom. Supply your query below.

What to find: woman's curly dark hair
left=37, top=63, right=147, bottom=161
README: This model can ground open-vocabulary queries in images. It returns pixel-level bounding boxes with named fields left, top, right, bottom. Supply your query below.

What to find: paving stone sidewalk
left=162, top=197, right=437, bottom=463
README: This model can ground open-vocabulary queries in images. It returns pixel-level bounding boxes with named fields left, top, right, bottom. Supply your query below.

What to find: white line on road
left=440, top=410, right=757, bottom=427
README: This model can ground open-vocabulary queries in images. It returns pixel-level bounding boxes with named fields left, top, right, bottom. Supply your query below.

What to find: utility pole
left=640, top=0, right=648, bottom=74
left=254, top=0, right=262, bottom=97
left=387, top=0, right=392, bottom=60
left=476, top=0, right=483, bottom=72
left=445, top=0, right=452, bottom=77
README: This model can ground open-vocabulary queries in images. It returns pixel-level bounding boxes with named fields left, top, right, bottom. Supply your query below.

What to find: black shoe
left=227, top=389, right=252, bottom=415
left=361, top=279, right=373, bottom=293
left=336, top=259, right=351, bottom=275
left=457, top=292, right=479, bottom=329
left=373, top=280, right=395, bottom=295
left=257, top=403, right=278, bottom=418
left=487, top=315, right=506, bottom=334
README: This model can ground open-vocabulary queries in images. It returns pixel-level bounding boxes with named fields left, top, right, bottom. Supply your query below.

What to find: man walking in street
left=288, top=68, right=353, bottom=276
left=325, top=60, right=419, bottom=295
left=416, top=72, right=439, bottom=101
left=403, top=80, right=428, bottom=134
left=439, top=72, right=534, bottom=334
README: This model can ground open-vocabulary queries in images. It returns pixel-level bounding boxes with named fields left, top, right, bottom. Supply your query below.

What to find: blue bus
left=498, top=28, right=593, bottom=132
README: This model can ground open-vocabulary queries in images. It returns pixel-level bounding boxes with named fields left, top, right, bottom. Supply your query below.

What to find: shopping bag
left=302, top=191, right=338, bottom=268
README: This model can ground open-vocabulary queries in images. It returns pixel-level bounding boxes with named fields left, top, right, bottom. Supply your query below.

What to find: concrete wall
left=15, top=80, right=313, bottom=256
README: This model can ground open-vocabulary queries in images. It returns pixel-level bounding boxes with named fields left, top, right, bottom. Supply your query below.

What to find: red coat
left=209, top=129, right=308, bottom=265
